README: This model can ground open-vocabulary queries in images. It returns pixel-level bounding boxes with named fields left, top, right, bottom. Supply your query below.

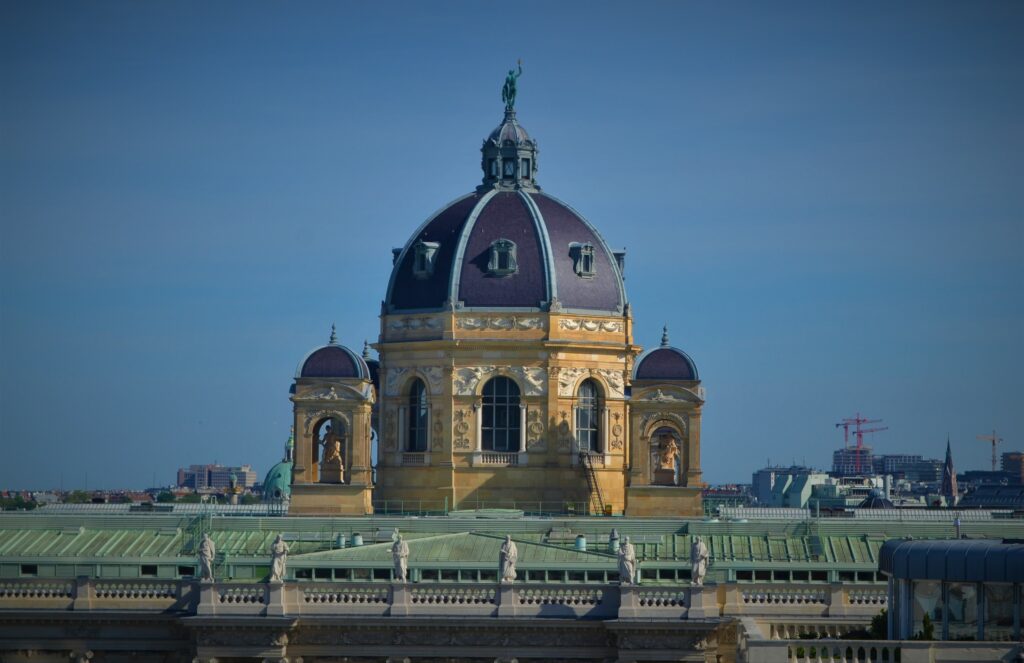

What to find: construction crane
left=977, top=430, right=1004, bottom=472
left=835, top=413, right=887, bottom=474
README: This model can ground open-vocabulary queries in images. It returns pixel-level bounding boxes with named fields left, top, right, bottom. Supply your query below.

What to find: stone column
left=519, top=404, right=527, bottom=453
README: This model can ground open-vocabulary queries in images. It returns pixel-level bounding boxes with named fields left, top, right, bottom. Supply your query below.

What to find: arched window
left=575, top=379, right=601, bottom=452
left=407, top=379, right=429, bottom=452
left=482, top=377, right=520, bottom=452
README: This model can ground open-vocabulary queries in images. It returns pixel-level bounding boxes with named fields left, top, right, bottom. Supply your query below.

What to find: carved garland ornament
left=456, top=316, right=544, bottom=331
left=452, top=410, right=472, bottom=450
left=526, top=409, right=546, bottom=451
left=639, top=411, right=689, bottom=439
left=558, top=318, right=623, bottom=333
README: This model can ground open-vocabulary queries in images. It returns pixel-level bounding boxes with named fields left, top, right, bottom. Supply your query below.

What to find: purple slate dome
left=634, top=327, right=699, bottom=381
left=384, top=109, right=626, bottom=315
left=296, top=326, right=370, bottom=380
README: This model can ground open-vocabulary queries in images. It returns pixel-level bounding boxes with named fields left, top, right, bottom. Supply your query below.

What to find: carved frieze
left=385, top=366, right=444, bottom=396
left=456, top=316, right=544, bottom=331
left=611, top=412, right=624, bottom=451
left=637, top=388, right=700, bottom=403
left=432, top=416, right=444, bottom=451
left=382, top=411, right=397, bottom=452
left=556, top=411, right=572, bottom=452
left=452, top=365, right=546, bottom=396
left=556, top=367, right=625, bottom=398
left=559, top=318, right=623, bottom=333
left=387, top=316, right=442, bottom=333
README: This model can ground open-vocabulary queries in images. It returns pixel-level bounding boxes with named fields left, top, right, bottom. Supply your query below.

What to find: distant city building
left=832, top=446, right=874, bottom=476
left=1002, top=451, right=1024, bottom=485
left=176, top=464, right=257, bottom=491
left=872, top=454, right=921, bottom=475
left=751, top=466, right=830, bottom=508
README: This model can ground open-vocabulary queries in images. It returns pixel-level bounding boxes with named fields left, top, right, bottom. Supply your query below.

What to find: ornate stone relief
left=639, top=411, right=688, bottom=439
left=387, top=316, right=443, bottom=332
left=555, top=367, right=625, bottom=398
left=385, top=366, right=444, bottom=396
left=452, top=409, right=472, bottom=450
left=526, top=409, right=546, bottom=451
left=302, top=409, right=350, bottom=435
left=611, top=412, right=624, bottom=450
left=382, top=411, right=397, bottom=452
left=456, top=316, right=544, bottom=331
left=637, top=388, right=700, bottom=403
left=556, top=411, right=572, bottom=452
left=452, top=366, right=546, bottom=396
left=431, top=416, right=444, bottom=451
left=558, top=318, right=623, bottom=333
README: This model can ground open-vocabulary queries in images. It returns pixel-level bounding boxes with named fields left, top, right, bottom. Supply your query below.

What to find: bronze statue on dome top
left=502, top=60, right=523, bottom=111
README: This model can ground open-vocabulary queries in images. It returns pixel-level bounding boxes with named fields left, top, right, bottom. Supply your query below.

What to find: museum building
left=286, top=101, right=705, bottom=518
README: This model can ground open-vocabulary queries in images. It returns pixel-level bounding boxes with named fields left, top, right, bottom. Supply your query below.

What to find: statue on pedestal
left=653, top=432, right=680, bottom=485
left=392, top=534, right=409, bottom=582
left=499, top=535, right=518, bottom=583
left=318, top=422, right=346, bottom=483
left=269, top=535, right=288, bottom=583
left=618, top=535, right=637, bottom=584
left=199, top=534, right=216, bottom=582
left=690, top=535, right=709, bottom=586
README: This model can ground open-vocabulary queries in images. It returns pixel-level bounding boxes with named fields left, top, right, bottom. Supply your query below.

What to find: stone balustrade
left=743, top=639, right=1022, bottom=663
left=0, top=576, right=890, bottom=622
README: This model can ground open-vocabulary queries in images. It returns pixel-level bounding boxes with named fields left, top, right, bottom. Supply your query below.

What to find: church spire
left=941, top=436, right=958, bottom=505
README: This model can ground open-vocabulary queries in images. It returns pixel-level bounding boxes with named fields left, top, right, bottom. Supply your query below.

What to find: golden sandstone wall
left=288, top=311, right=703, bottom=517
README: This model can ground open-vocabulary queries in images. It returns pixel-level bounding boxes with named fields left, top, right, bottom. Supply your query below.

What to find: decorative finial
left=362, top=340, right=372, bottom=360
left=502, top=60, right=523, bottom=111
left=661, top=325, right=670, bottom=348
left=329, top=324, right=338, bottom=345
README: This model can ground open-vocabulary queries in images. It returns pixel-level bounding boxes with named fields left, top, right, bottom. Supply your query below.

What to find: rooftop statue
left=691, top=535, right=709, bottom=586
left=618, top=535, right=638, bottom=584
left=499, top=535, right=518, bottom=583
left=392, top=533, right=409, bottom=582
left=502, top=60, right=523, bottom=111
left=269, top=534, right=288, bottom=583
left=199, top=533, right=216, bottom=582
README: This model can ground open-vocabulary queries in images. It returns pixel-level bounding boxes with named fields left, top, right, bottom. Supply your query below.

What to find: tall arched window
left=482, top=377, right=520, bottom=452
left=575, top=379, right=601, bottom=452
left=407, top=379, right=429, bottom=452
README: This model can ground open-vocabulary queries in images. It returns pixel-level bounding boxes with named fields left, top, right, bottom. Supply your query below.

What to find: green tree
left=156, top=491, right=175, bottom=503
left=177, top=493, right=202, bottom=503
left=915, top=613, right=935, bottom=641
left=869, top=608, right=888, bottom=639
left=240, top=493, right=260, bottom=505
left=64, top=490, right=90, bottom=504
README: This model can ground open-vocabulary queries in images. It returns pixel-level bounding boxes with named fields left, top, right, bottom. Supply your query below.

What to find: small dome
left=634, top=327, right=699, bottom=381
left=262, top=460, right=292, bottom=501
left=486, top=110, right=533, bottom=147
left=296, top=326, right=370, bottom=380
left=858, top=489, right=894, bottom=509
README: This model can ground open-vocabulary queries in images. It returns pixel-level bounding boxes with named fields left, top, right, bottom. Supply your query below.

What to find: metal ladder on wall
left=579, top=452, right=606, bottom=516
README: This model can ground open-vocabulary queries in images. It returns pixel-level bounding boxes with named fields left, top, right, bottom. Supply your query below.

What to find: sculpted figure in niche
left=618, top=535, right=638, bottom=584
left=499, top=535, right=518, bottom=583
left=199, top=533, right=216, bottom=582
left=269, top=534, right=288, bottom=583
left=320, top=424, right=342, bottom=465
left=392, top=533, right=409, bottom=582
left=658, top=433, right=679, bottom=470
left=691, top=535, right=709, bottom=586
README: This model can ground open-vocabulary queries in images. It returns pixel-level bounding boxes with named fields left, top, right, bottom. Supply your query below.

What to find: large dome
left=384, top=108, right=626, bottom=316
left=385, top=190, right=626, bottom=314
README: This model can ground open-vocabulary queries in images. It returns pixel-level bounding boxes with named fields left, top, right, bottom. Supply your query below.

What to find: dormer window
left=489, top=159, right=498, bottom=177
left=487, top=238, right=518, bottom=276
left=521, top=159, right=531, bottom=179
left=412, top=241, right=440, bottom=279
left=570, top=242, right=596, bottom=278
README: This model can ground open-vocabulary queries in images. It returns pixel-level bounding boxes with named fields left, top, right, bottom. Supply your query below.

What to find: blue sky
left=1, top=1, right=1021, bottom=488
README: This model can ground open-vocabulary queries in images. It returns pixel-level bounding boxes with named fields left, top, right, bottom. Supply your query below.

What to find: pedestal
left=618, top=583, right=640, bottom=619
left=687, top=582, right=719, bottom=619
left=653, top=469, right=677, bottom=486
left=318, top=462, right=345, bottom=484
left=389, top=582, right=410, bottom=616
left=497, top=582, right=518, bottom=617
left=267, top=581, right=286, bottom=616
